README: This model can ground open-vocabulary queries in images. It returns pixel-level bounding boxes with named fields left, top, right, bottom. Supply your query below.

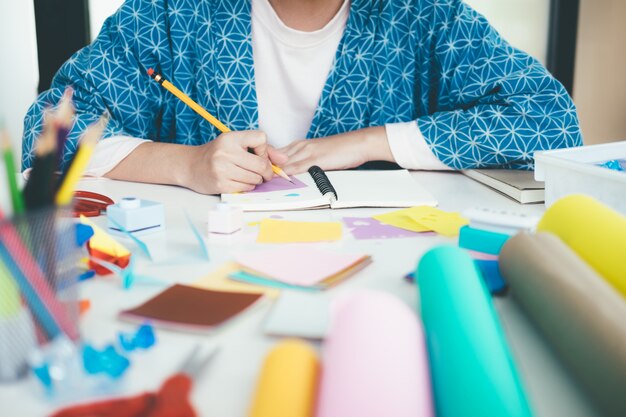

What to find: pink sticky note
left=317, top=291, right=434, bottom=417
left=249, top=176, right=308, bottom=193
left=235, top=246, right=367, bottom=287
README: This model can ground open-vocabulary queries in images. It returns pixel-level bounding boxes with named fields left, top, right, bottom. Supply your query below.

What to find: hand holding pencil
left=147, top=69, right=292, bottom=184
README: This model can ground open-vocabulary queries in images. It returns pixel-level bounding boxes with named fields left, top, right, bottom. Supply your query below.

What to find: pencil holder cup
left=0, top=208, right=87, bottom=383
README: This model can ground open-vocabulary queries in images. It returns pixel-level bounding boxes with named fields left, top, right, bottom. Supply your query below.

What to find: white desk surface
left=1, top=171, right=599, bottom=417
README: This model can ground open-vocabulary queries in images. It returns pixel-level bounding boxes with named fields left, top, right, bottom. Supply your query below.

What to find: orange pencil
left=147, top=68, right=292, bottom=183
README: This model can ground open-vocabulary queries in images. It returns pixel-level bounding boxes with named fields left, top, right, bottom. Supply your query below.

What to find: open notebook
left=221, top=167, right=438, bottom=211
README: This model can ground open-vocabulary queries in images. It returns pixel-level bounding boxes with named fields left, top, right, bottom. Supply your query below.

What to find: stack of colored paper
left=119, top=284, right=264, bottom=333
left=373, top=206, right=468, bottom=237
left=230, top=246, right=371, bottom=291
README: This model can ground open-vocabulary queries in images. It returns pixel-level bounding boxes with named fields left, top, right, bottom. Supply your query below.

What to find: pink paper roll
left=317, top=291, right=433, bottom=417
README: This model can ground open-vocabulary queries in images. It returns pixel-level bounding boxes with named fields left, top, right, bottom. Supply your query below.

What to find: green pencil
left=1, top=128, right=25, bottom=215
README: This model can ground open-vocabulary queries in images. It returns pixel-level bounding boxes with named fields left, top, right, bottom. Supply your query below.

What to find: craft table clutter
left=4, top=168, right=621, bottom=417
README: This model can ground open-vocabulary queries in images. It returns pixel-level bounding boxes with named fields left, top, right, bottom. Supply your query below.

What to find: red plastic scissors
left=49, top=345, right=217, bottom=417
left=72, top=191, right=114, bottom=217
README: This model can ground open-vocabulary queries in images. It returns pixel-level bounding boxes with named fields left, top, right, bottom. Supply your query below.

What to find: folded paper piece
left=235, top=246, right=370, bottom=288
left=500, top=232, right=626, bottom=416
left=406, top=206, right=468, bottom=237
left=248, top=339, right=319, bottom=417
left=342, top=217, right=424, bottom=240
left=537, top=194, right=626, bottom=298
left=317, top=291, right=433, bottom=417
left=374, top=206, right=468, bottom=237
left=372, top=208, right=432, bottom=233
left=257, top=219, right=342, bottom=243
left=417, top=246, right=532, bottom=417
left=264, top=291, right=330, bottom=339
left=119, top=284, right=263, bottom=332
left=193, top=262, right=279, bottom=297
left=80, top=216, right=130, bottom=274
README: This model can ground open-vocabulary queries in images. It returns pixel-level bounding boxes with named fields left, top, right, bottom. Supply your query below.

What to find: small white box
left=535, top=141, right=626, bottom=215
left=107, top=197, right=165, bottom=235
left=208, top=203, right=243, bottom=234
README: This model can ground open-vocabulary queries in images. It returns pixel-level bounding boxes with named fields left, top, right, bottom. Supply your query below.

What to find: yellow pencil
left=55, top=119, right=105, bottom=206
left=147, top=68, right=293, bottom=183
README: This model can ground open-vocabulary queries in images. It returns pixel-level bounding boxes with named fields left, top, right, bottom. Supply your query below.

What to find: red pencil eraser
left=147, top=68, right=154, bottom=76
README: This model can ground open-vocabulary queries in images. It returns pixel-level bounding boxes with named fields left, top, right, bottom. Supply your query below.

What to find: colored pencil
left=0, top=208, right=78, bottom=340
left=23, top=114, right=58, bottom=210
left=146, top=68, right=293, bottom=183
left=54, top=88, right=75, bottom=168
left=1, top=129, right=25, bottom=215
left=55, top=118, right=105, bottom=206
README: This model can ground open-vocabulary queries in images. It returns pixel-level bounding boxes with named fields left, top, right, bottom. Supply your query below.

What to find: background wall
left=573, top=0, right=626, bottom=144
left=0, top=0, right=39, bottom=154
left=89, top=0, right=123, bottom=41
left=465, top=0, right=551, bottom=64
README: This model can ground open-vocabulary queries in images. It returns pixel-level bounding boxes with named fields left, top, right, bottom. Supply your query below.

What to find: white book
left=221, top=168, right=438, bottom=211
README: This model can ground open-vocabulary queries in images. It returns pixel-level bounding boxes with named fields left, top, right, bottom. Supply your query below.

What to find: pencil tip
left=147, top=68, right=154, bottom=76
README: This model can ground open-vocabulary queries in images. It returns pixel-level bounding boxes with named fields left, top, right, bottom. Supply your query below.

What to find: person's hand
left=184, top=130, right=287, bottom=194
left=278, top=126, right=393, bottom=175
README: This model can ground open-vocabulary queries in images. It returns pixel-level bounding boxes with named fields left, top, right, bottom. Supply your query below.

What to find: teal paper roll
left=417, top=246, right=533, bottom=417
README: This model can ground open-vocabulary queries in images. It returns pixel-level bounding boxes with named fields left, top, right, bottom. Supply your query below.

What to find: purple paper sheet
left=249, top=176, right=308, bottom=193
left=343, top=217, right=428, bottom=240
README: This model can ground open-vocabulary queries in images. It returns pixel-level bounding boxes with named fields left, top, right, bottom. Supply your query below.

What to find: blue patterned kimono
left=22, top=0, right=582, bottom=171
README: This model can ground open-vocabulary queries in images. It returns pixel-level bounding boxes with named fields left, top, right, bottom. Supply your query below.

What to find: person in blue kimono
left=22, top=0, right=582, bottom=194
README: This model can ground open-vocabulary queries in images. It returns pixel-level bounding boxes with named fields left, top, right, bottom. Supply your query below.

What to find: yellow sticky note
left=373, top=208, right=433, bottom=233
left=257, top=219, right=342, bottom=243
left=407, top=206, right=468, bottom=237
left=248, top=339, right=319, bottom=417
left=80, top=215, right=130, bottom=257
left=193, top=262, right=280, bottom=298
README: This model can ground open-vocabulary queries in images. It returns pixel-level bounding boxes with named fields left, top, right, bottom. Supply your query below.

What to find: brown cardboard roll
left=499, top=232, right=626, bottom=417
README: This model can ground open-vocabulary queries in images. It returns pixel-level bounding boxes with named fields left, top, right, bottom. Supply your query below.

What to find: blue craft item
left=31, top=361, right=52, bottom=392
left=118, top=323, right=156, bottom=352
left=417, top=246, right=533, bottom=417
left=75, top=224, right=94, bottom=247
left=82, top=344, right=130, bottom=378
left=474, top=259, right=507, bottom=295
left=597, top=159, right=626, bottom=172
left=77, top=270, right=96, bottom=282
left=107, top=217, right=153, bottom=260
left=107, top=197, right=165, bottom=235
left=184, top=210, right=210, bottom=260
left=229, top=271, right=320, bottom=292
left=458, top=225, right=510, bottom=255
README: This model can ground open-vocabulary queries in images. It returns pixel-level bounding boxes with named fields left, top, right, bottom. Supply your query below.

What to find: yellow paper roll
left=248, top=339, right=319, bottom=417
left=537, top=194, right=626, bottom=297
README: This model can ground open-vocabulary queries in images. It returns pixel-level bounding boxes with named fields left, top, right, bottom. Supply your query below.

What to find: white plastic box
left=535, top=141, right=626, bottom=215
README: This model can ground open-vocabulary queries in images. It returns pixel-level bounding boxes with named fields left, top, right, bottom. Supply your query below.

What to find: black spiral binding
left=308, top=165, right=338, bottom=201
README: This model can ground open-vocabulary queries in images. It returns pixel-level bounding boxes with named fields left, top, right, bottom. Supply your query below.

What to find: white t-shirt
left=84, top=0, right=447, bottom=177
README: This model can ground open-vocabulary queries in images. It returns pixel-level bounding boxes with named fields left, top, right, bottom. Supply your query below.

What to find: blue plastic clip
left=118, top=323, right=156, bottom=352
left=82, top=344, right=130, bottom=379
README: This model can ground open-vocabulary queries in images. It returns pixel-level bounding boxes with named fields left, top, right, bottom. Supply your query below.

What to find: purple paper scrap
left=249, top=176, right=308, bottom=193
left=342, top=217, right=426, bottom=240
